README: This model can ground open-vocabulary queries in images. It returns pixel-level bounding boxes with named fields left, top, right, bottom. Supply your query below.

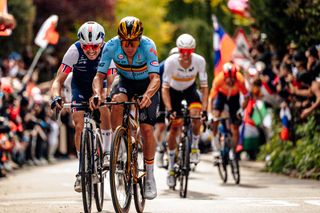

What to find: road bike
left=62, top=102, right=106, bottom=213
left=212, top=116, right=240, bottom=184
left=169, top=100, right=204, bottom=198
left=106, top=96, right=146, bottom=213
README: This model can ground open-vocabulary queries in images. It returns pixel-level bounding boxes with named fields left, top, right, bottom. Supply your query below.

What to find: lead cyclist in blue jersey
left=91, top=16, right=160, bottom=200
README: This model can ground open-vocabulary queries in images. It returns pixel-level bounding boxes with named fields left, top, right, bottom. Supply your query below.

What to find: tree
left=250, top=0, right=320, bottom=52
left=115, top=0, right=175, bottom=58
left=0, top=0, right=35, bottom=57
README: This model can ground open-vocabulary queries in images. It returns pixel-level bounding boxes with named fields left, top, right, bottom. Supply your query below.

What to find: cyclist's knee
left=112, top=93, right=127, bottom=102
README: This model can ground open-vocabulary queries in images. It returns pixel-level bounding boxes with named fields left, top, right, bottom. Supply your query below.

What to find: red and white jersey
left=163, top=53, right=208, bottom=91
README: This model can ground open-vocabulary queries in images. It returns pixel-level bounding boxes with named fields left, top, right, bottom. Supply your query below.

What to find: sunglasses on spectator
left=82, top=44, right=101, bottom=51
left=121, top=39, right=140, bottom=48
left=179, top=48, right=194, bottom=55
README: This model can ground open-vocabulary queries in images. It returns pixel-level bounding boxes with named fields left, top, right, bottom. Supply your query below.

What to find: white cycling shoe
left=74, top=174, right=82, bottom=193
left=144, top=175, right=157, bottom=200
left=167, top=170, right=176, bottom=188
left=190, top=148, right=200, bottom=164
left=103, top=152, right=110, bottom=170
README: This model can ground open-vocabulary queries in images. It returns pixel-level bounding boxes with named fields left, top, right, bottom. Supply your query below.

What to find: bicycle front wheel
left=110, top=126, right=131, bottom=213
left=133, top=140, right=145, bottom=213
left=179, top=136, right=190, bottom=198
left=93, top=131, right=104, bottom=211
left=80, top=129, right=92, bottom=213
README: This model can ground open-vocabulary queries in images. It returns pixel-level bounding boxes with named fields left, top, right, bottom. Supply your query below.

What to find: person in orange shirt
left=208, top=62, right=248, bottom=162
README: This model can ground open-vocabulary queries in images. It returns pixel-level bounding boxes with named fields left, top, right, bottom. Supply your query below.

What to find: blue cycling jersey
left=98, top=36, right=159, bottom=80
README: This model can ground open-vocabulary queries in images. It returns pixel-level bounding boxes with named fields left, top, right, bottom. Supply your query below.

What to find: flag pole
left=22, top=47, right=45, bottom=84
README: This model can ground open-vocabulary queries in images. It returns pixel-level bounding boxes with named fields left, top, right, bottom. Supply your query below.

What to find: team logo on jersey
left=118, top=54, right=124, bottom=59
left=149, top=48, right=157, bottom=56
left=188, top=67, right=195, bottom=72
left=150, top=60, right=159, bottom=66
left=99, top=63, right=105, bottom=67
left=137, top=54, right=142, bottom=60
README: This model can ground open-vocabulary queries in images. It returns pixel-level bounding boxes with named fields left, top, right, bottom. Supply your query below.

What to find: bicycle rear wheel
left=133, top=140, right=145, bottom=213
left=179, top=136, right=190, bottom=198
left=93, top=131, right=104, bottom=211
left=81, top=129, right=92, bottom=213
left=230, top=158, right=240, bottom=184
left=110, top=126, right=131, bottom=213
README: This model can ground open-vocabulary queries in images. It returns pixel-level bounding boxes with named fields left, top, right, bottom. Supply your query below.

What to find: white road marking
left=304, top=200, right=320, bottom=206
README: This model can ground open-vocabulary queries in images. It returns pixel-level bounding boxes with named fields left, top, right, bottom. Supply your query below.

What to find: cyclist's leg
left=227, top=94, right=241, bottom=152
left=139, top=93, right=159, bottom=200
left=110, top=91, right=128, bottom=131
left=211, top=92, right=225, bottom=154
left=100, top=106, right=112, bottom=168
left=185, top=85, right=202, bottom=163
left=155, top=91, right=167, bottom=167
left=71, top=86, right=88, bottom=192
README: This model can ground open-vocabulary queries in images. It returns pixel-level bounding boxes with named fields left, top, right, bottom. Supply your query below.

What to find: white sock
left=77, top=151, right=80, bottom=159
left=212, top=134, right=220, bottom=152
left=192, top=134, right=200, bottom=149
left=168, top=150, right=176, bottom=171
left=102, top=129, right=112, bottom=153
left=146, top=163, right=154, bottom=179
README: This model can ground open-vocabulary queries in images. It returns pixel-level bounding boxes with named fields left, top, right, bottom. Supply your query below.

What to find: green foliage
left=0, top=0, right=35, bottom=56
left=249, top=0, right=320, bottom=51
left=116, top=0, right=175, bottom=58
left=258, top=112, right=320, bottom=180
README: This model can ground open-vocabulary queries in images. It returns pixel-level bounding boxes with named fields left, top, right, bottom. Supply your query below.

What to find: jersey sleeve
left=209, top=72, right=223, bottom=99
left=97, top=39, right=116, bottom=74
left=61, top=45, right=79, bottom=74
left=143, top=38, right=159, bottom=75
left=197, top=55, right=208, bottom=87
left=162, top=57, right=173, bottom=88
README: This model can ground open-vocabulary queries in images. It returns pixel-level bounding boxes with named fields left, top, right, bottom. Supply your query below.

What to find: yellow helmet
left=118, top=16, right=143, bottom=40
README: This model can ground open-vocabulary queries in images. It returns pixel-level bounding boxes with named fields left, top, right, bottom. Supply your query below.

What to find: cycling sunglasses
left=121, top=39, right=140, bottom=48
left=82, top=44, right=100, bottom=51
left=179, top=48, right=194, bottom=55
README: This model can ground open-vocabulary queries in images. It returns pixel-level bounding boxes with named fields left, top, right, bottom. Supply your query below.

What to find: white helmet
left=176, top=33, right=196, bottom=49
left=169, top=47, right=179, bottom=56
left=77, top=21, right=105, bottom=45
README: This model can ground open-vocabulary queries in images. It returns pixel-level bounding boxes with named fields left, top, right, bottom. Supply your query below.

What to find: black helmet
left=118, top=16, right=143, bottom=40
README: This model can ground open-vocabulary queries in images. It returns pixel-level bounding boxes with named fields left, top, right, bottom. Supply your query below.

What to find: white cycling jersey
left=162, top=53, right=208, bottom=91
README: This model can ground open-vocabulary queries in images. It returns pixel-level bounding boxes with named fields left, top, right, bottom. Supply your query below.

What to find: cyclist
left=208, top=62, right=248, bottom=163
left=162, top=34, right=208, bottom=187
left=92, top=16, right=160, bottom=200
left=155, top=47, right=179, bottom=168
left=51, top=21, right=115, bottom=192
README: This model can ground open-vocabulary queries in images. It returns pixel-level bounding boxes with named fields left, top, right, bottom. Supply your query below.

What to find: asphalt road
left=0, top=154, right=320, bottom=213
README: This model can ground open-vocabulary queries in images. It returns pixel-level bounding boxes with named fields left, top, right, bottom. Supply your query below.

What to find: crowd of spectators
left=0, top=49, right=76, bottom=177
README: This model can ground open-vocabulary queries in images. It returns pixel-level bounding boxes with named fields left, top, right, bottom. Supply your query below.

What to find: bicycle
left=106, top=96, right=146, bottom=213
left=169, top=100, right=204, bottom=198
left=212, top=116, right=240, bottom=184
left=62, top=101, right=106, bottom=213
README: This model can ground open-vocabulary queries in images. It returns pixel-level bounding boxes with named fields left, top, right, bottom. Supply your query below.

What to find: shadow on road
left=218, top=182, right=267, bottom=189
left=160, top=189, right=217, bottom=200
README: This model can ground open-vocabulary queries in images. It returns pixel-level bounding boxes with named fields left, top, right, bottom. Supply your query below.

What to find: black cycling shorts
left=213, top=92, right=241, bottom=125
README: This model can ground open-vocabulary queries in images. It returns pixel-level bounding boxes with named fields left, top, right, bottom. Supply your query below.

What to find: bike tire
left=81, top=129, right=92, bottom=213
left=217, top=135, right=228, bottom=183
left=109, top=126, right=131, bottom=213
left=93, top=131, right=104, bottom=211
left=133, top=140, right=145, bottom=213
left=230, top=158, right=240, bottom=184
left=179, top=136, right=190, bottom=198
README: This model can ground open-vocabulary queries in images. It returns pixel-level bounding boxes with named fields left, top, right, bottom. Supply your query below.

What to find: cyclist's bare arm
left=200, top=86, right=208, bottom=111
left=92, top=72, right=105, bottom=98
left=140, top=73, right=160, bottom=108
left=51, top=65, right=69, bottom=97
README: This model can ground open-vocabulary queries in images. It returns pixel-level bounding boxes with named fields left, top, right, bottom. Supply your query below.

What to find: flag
left=213, top=15, right=236, bottom=77
left=35, top=15, right=59, bottom=48
left=0, top=0, right=12, bottom=36
left=227, top=0, right=250, bottom=18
